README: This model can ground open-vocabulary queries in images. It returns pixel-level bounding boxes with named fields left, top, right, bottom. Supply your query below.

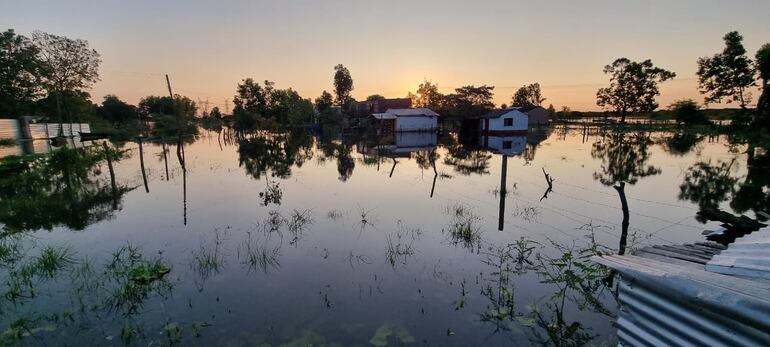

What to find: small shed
left=518, top=105, right=549, bottom=126
left=479, top=109, right=528, bottom=135
left=372, top=108, right=439, bottom=132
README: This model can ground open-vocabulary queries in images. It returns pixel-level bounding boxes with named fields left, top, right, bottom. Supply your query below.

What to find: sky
left=2, top=0, right=769, bottom=111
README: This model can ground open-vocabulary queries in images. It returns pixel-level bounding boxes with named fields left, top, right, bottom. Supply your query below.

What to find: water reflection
left=1, top=124, right=767, bottom=346
left=591, top=130, right=661, bottom=254
left=0, top=145, right=132, bottom=234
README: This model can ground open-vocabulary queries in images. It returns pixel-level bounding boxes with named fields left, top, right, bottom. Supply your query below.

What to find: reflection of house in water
left=357, top=131, right=439, bottom=195
left=483, top=129, right=552, bottom=231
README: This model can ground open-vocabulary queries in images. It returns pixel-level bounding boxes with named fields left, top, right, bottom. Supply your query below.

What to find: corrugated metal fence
left=0, top=119, right=19, bottom=139
left=0, top=119, right=91, bottom=140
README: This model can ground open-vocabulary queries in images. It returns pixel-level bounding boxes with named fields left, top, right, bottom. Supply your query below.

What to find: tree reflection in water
left=591, top=130, right=661, bottom=254
left=679, top=137, right=770, bottom=220
left=0, top=145, right=132, bottom=234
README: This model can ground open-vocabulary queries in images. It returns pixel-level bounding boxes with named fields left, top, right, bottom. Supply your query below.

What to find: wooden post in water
left=103, top=141, right=118, bottom=208
left=498, top=155, right=508, bottom=231
left=138, top=137, right=149, bottom=193
left=161, top=137, right=169, bottom=180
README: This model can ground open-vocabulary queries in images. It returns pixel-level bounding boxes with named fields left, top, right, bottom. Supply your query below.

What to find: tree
left=756, top=43, right=770, bottom=125
left=410, top=80, right=444, bottom=108
left=209, top=106, right=222, bottom=119
left=596, top=58, right=675, bottom=123
left=366, top=94, right=385, bottom=101
left=232, top=78, right=267, bottom=128
left=670, top=99, right=708, bottom=125
left=0, top=29, right=43, bottom=117
left=315, top=90, right=333, bottom=113
left=98, top=95, right=138, bottom=125
left=697, top=31, right=756, bottom=109
left=546, top=104, right=556, bottom=119
left=443, top=85, right=495, bottom=118
left=32, top=31, right=101, bottom=128
left=511, top=83, right=545, bottom=107
left=333, top=64, right=353, bottom=106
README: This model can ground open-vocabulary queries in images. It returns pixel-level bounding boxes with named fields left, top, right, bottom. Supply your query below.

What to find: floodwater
left=0, top=125, right=763, bottom=346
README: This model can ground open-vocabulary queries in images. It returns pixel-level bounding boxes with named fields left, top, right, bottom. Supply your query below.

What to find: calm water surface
left=0, top=125, right=760, bottom=346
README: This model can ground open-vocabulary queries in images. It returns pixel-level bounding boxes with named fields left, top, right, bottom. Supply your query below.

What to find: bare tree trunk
left=614, top=182, right=630, bottom=255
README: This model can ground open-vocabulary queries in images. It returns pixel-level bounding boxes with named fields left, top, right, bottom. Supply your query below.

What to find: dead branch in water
left=540, top=168, right=555, bottom=201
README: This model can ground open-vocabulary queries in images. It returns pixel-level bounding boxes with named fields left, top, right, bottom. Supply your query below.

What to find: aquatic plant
left=286, top=209, right=313, bottom=245
left=105, top=244, right=173, bottom=315
left=443, top=203, right=483, bottom=251
left=239, top=232, right=281, bottom=274
left=190, top=228, right=227, bottom=289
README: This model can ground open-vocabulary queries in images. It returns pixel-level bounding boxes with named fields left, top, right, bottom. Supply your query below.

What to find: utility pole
left=165, top=74, right=174, bottom=98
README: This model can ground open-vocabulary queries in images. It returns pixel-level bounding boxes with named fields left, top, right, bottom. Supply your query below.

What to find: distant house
left=478, top=108, right=528, bottom=135
left=518, top=105, right=549, bottom=126
left=353, top=98, right=412, bottom=117
left=372, top=108, right=439, bottom=132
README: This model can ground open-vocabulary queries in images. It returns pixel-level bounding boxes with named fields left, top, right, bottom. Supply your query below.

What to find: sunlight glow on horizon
left=2, top=0, right=768, bottom=111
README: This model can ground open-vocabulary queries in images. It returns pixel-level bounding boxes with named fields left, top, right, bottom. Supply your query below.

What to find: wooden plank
left=682, top=244, right=721, bottom=255
left=638, top=247, right=709, bottom=264
left=655, top=245, right=714, bottom=260
left=695, top=242, right=727, bottom=250
left=633, top=251, right=704, bottom=270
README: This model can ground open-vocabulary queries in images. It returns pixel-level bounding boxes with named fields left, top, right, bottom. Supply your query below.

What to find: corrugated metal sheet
left=593, top=254, right=770, bottom=347
left=707, top=227, right=770, bottom=280
left=28, top=123, right=90, bottom=139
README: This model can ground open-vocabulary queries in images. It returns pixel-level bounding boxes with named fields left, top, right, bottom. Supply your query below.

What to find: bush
left=670, top=99, right=709, bottom=125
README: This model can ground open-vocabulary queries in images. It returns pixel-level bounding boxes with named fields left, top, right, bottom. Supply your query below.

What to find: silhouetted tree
left=315, top=90, right=333, bottom=113
left=32, top=30, right=101, bottom=129
left=0, top=29, right=43, bottom=117
left=697, top=31, right=756, bottom=109
left=365, top=94, right=385, bottom=101
left=409, top=79, right=444, bottom=109
left=756, top=43, right=770, bottom=126
left=511, top=83, right=545, bottom=107
left=443, top=85, right=495, bottom=118
left=669, top=99, right=708, bottom=125
left=232, top=78, right=267, bottom=128
left=209, top=106, right=222, bottom=119
left=98, top=95, right=138, bottom=125
left=546, top=104, right=556, bottom=119
left=333, top=64, right=353, bottom=106
left=596, top=58, right=675, bottom=123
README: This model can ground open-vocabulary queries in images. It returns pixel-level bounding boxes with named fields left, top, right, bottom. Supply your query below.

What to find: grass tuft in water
left=443, top=203, right=483, bottom=251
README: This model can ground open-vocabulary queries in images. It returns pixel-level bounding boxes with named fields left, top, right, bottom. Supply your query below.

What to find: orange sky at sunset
left=2, top=0, right=768, bottom=112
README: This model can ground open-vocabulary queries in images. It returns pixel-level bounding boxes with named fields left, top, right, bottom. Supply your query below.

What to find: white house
left=478, top=109, right=528, bottom=135
left=372, top=108, right=439, bottom=132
